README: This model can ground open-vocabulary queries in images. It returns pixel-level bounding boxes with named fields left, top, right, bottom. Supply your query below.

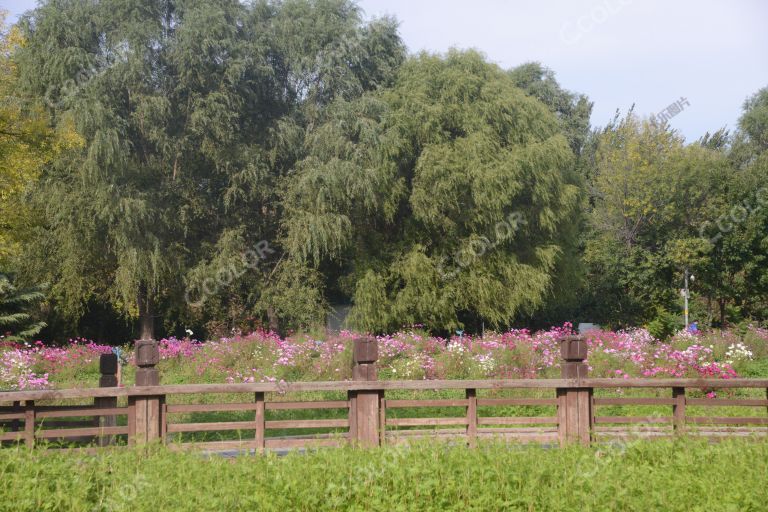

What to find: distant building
left=578, top=323, right=600, bottom=334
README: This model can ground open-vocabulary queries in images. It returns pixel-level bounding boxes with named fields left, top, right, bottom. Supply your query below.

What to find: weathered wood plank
left=686, top=417, right=768, bottom=425
left=265, top=401, right=349, bottom=410
left=594, top=416, right=673, bottom=424
left=466, top=389, right=477, bottom=448
left=24, top=401, right=34, bottom=448
left=166, top=403, right=259, bottom=414
left=477, top=425, right=557, bottom=435
left=583, top=378, right=768, bottom=389
left=593, top=398, right=676, bottom=406
left=579, top=389, right=592, bottom=445
left=11, top=400, right=20, bottom=432
left=386, top=429, right=558, bottom=444
left=265, top=438, right=345, bottom=449
left=347, top=391, right=357, bottom=442
left=36, top=426, right=128, bottom=439
left=0, top=431, right=24, bottom=442
left=166, top=440, right=263, bottom=452
left=265, top=419, right=348, bottom=429
left=556, top=388, right=567, bottom=446
left=477, top=416, right=558, bottom=425
left=0, top=379, right=569, bottom=401
left=166, top=421, right=258, bottom=433
left=686, top=399, right=768, bottom=407
left=36, top=407, right=129, bottom=419
left=673, top=387, right=685, bottom=433
left=147, top=397, right=161, bottom=442
left=379, top=399, right=387, bottom=446
left=127, top=397, right=136, bottom=447
left=34, top=420, right=98, bottom=428
left=386, top=417, right=468, bottom=427
left=385, top=399, right=469, bottom=408
left=477, top=398, right=558, bottom=406
left=254, top=392, right=265, bottom=453
left=3, top=378, right=768, bottom=402
left=167, top=436, right=348, bottom=452
left=595, top=426, right=672, bottom=433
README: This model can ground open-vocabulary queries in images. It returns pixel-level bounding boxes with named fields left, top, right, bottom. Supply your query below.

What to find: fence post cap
left=135, top=339, right=160, bottom=367
left=99, top=353, right=119, bottom=375
left=560, top=335, right=588, bottom=362
left=353, top=336, right=378, bottom=364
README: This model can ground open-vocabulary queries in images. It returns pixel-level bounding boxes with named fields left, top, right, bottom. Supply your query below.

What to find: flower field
left=2, top=324, right=767, bottom=391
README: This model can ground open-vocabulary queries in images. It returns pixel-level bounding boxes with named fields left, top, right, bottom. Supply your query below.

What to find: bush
left=645, top=307, right=679, bottom=340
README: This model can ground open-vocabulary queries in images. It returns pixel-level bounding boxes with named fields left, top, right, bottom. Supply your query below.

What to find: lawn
left=1, top=438, right=767, bottom=511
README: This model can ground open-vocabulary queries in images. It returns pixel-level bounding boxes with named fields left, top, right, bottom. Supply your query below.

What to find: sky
left=4, top=0, right=768, bottom=142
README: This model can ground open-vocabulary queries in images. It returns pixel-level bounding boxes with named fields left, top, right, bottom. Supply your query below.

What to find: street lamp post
left=682, top=268, right=695, bottom=329
left=684, top=269, right=689, bottom=328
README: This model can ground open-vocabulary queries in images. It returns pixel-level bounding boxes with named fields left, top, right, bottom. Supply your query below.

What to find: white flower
left=725, top=342, right=753, bottom=362
left=185, top=328, right=194, bottom=336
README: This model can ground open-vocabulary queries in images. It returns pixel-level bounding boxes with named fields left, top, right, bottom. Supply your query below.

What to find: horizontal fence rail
left=4, top=378, right=768, bottom=403
left=1, top=337, right=767, bottom=452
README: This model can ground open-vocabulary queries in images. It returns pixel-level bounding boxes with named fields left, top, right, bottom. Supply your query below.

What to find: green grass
left=1, top=438, right=767, bottom=511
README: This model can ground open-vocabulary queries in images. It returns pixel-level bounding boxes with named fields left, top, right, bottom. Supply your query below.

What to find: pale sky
left=5, top=0, right=768, bottom=142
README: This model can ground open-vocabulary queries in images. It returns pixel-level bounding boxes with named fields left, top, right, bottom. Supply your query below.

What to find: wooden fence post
left=133, top=339, right=162, bottom=444
left=672, top=387, right=686, bottom=433
left=11, top=400, right=20, bottom=433
left=558, top=335, right=592, bottom=446
left=24, top=400, right=35, bottom=448
left=466, top=388, right=477, bottom=448
left=95, top=353, right=119, bottom=446
left=351, top=336, right=380, bottom=447
left=254, top=392, right=265, bottom=453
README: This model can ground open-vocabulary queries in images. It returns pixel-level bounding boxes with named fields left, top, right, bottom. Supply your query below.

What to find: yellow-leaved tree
left=0, top=10, right=82, bottom=267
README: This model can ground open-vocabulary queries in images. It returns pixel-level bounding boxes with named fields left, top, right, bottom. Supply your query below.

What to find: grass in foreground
left=1, top=438, right=767, bottom=511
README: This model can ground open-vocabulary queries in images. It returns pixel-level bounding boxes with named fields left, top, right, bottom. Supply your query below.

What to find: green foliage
left=645, top=306, right=679, bottom=340
left=508, top=61, right=593, bottom=156
left=10, top=0, right=403, bottom=339
left=739, top=87, right=768, bottom=152
left=287, top=50, right=581, bottom=332
left=1, top=439, right=767, bottom=511
left=0, top=11, right=83, bottom=267
left=255, top=259, right=328, bottom=331
left=581, top=110, right=745, bottom=327
left=0, top=273, right=46, bottom=340
left=4, top=0, right=768, bottom=338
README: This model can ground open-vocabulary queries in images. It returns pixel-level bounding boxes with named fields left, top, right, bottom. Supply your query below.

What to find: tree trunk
left=718, top=298, right=726, bottom=327
left=267, top=306, right=279, bottom=334
left=138, top=286, right=155, bottom=340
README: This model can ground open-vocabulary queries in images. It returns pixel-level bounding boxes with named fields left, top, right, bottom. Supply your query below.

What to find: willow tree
left=184, top=0, right=404, bottom=334
left=284, top=50, right=580, bottom=333
left=14, top=0, right=404, bottom=339
left=508, top=62, right=593, bottom=157
left=507, top=61, right=593, bottom=325
left=14, top=0, right=286, bottom=339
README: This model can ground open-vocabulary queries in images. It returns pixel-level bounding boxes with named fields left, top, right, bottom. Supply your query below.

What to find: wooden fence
left=1, top=336, right=766, bottom=451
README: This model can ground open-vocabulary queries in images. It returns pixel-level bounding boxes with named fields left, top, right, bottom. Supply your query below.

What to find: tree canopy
left=1, top=1, right=766, bottom=341
left=285, top=51, right=580, bottom=332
